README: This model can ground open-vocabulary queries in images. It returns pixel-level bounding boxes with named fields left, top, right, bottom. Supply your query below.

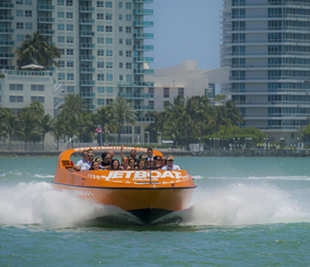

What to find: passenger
left=137, top=160, right=146, bottom=170
left=154, top=156, right=162, bottom=168
left=146, top=147, right=154, bottom=161
left=75, top=150, right=91, bottom=171
left=160, top=155, right=166, bottom=167
left=161, top=155, right=181, bottom=170
left=90, top=161, right=100, bottom=170
left=95, top=157, right=104, bottom=169
left=120, top=145, right=137, bottom=165
left=109, top=159, right=121, bottom=170
left=120, top=156, right=131, bottom=170
left=129, top=159, right=137, bottom=170
left=101, top=152, right=112, bottom=169
left=108, top=149, right=115, bottom=160
left=87, top=151, right=95, bottom=165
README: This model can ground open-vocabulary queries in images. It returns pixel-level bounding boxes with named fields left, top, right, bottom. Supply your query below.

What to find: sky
left=147, top=0, right=223, bottom=70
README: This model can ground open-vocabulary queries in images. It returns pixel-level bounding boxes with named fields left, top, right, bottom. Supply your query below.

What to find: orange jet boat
left=52, top=146, right=196, bottom=224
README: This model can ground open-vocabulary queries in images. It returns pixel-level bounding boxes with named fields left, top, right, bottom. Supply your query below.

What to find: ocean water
left=1, top=156, right=310, bottom=266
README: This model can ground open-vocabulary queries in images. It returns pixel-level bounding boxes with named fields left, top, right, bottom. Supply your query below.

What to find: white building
left=221, top=0, right=310, bottom=144
left=0, top=0, right=154, bottom=144
left=145, top=61, right=229, bottom=111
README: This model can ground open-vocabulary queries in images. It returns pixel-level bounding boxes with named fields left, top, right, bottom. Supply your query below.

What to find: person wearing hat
left=161, top=155, right=181, bottom=170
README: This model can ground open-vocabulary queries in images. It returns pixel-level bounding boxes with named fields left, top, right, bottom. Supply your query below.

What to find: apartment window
left=58, top=24, right=65, bottom=30
left=98, top=87, right=104, bottom=93
left=126, top=27, right=131, bottom=33
left=97, top=37, right=104, bottom=44
left=59, top=49, right=65, bottom=55
left=106, top=1, right=112, bottom=8
left=25, top=23, right=32, bottom=29
left=106, top=99, right=113, bottom=105
left=25, top=10, right=32, bottom=17
left=67, top=49, right=73, bottom=55
left=106, top=50, right=113, bottom=56
left=119, top=74, right=123, bottom=81
left=119, top=26, right=123, bottom=32
left=10, top=96, right=23, bottom=102
left=25, top=0, right=32, bottom=4
left=98, top=99, right=105, bottom=105
left=119, top=38, right=123, bottom=44
left=126, top=15, right=131, bottom=21
left=67, top=36, right=73, bottom=43
left=98, top=62, right=104, bottom=68
left=106, top=14, right=112, bottom=20
left=97, top=50, right=104, bottom=56
left=107, top=87, right=113, bottom=93
left=106, top=62, right=113, bottom=69
left=164, top=88, right=170, bottom=98
left=126, top=63, right=132, bottom=69
left=97, top=13, right=104, bottom=20
left=126, top=51, right=131, bottom=57
left=119, top=2, right=123, bottom=8
left=148, top=87, right=154, bottom=94
left=10, top=84, right=23, bottom=91
left=66, top=12, right=73, bottom=19
left=178, top=87, right=184, bottom=97
left=97, top=1, right=104, bottom=8
left=67, top=61, right=73, bottom=67
left=126, top=38, right=132, bottom=45
left=57, top=12, right=65, bottom=19
left=97, top=25, right=104, bottom=32
left=58, top=36, right=65, bottom=43
left=16, top=10, right=23, bottom=17
left=67, top=86, right=74, bottom=93
left=126, top=2, right=131, bottom=9
left=106, top=38, right=113, bottom=44
left=148, top=101, right=154, bottom=106
left=31, top=96, right=44, bottom=103
left=17, top=35, right=24, bottom=42
left=126, top=75, right=131, bottom=82
left=106, top=74, right=113, bottom=81
left=16, top=22, right=24, bottom=29
left=57, top=0, right=64, bottom=5
left=106, top=26, right=112, bottom=32
left=31, top=85, right=44, bottom=91
left=67, top=73, right=74, bottom=80
left=119, top=62, right=123, bottom=68
left=16, top=0, right=23, bottom=4
left=66, top=24, right=73, bottom=31
left=119, top=14, right=123, bottom=20
left=98, top=74, right=104, bottom=81
left=58, top=73, right=65, bottom=80
left=119, top=51, right=123, bottom=56
left=164, top=101, right=170, bottom=107
left=66, top=0, right=73, bottom=6
left=58, top=61, right=65, bottom=67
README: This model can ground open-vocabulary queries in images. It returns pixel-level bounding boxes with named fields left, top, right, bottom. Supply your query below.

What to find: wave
left=34, top=174, right=54, bottom=179
left=177, top=183, right=310, bottom=226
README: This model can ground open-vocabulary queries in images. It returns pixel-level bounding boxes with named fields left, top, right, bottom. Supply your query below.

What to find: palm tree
left=51, top=117, right=65, bottom=151
left=0, top=106, right=18, bottom=150
left=15, top=32, right=61, bottom=69
left=145, top=110, right=165, bottom=142
left=109, top=96, right=137, bottom=143
left=38, top=114, right=53, bottom=151
left=95, top=105, right=115, bottom=143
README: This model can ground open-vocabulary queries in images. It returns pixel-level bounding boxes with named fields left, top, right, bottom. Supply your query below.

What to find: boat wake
left=0, top=182, right=140, bottom=229
left=1, top=181, right=310, bottom=229
left=178, top=183, right=310, bottom=226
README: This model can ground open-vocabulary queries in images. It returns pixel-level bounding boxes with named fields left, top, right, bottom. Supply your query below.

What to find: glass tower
left=221, top=0, right=310, bottom=143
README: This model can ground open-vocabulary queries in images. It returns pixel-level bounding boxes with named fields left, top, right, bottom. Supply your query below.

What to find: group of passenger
left=74, top=146, right=180, bottom=171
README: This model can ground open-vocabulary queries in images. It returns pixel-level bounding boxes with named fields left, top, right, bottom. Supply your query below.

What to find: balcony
left=118, top=81, right=154, bottom=87
left=134, top=69, right=154, bottom=75
left=134, top=0, right=153, bottom=3
left=80, top=80, right=95, bottom=86
left=38, top=29, right=54, bottom=35
left=79, top=67, right=95, bottom=73
left=133, top=33, right=154, bottom=39
left=79, top=43, right=95, bottom=49
left=0, top=28, right=14, bottom=34
left=0, top=16, right=14, bottom=22
left=0, top=3, right=14, bottom=8
left=134, top=105, right=154, bottom=111
left=38, top=17, right=55, bottom=23
left=0, top=52, right=15, bottom=58
left=79, top=6, right=95, bottom=12
left=79, top=19, right=95, bottom=25
left=137, top=117, right=154, bottom=123
left=133, top=9, right=153, bottom=15
left=0, top=40, right=14, bottom=46
left=80, top=92, right=95, bottom=98
left=79, top=31, right=95, bottom=37
left=37, top=5, right=54, bottom=11
left=119, top=93, right=154, bottom=99
left=133, top=45, right=154, bottom=51
left=133, top=57, right=154, bottom=63
left=79, top=55, right=95, bottom=61
left=133, top=21, right=153, bottom=27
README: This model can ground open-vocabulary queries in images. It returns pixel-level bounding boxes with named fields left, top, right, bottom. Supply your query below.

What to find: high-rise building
left=0, top=0, right=154, bottom=144
left=221, top=0, right=310, bottom=144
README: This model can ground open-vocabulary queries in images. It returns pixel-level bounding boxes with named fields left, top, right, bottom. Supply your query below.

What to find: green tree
left=0, top=106, right=18, bottom=150
left=145, top=110, right=165, bottom=143
left=15, top=32, right=61, bottom=69
left=109, top=96, right=137, bottom=143
left=38, top=114, right=53, bottom=151
left=51, top=117, right=65, bottom=151
left=95, top=105, right=115, bottom=144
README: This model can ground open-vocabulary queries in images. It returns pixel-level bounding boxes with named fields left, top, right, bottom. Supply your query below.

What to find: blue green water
left=1, top=156, right=310, bottom=266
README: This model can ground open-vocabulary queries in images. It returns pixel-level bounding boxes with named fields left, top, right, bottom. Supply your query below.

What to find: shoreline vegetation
left=1, top=148, right=309, bottom=157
